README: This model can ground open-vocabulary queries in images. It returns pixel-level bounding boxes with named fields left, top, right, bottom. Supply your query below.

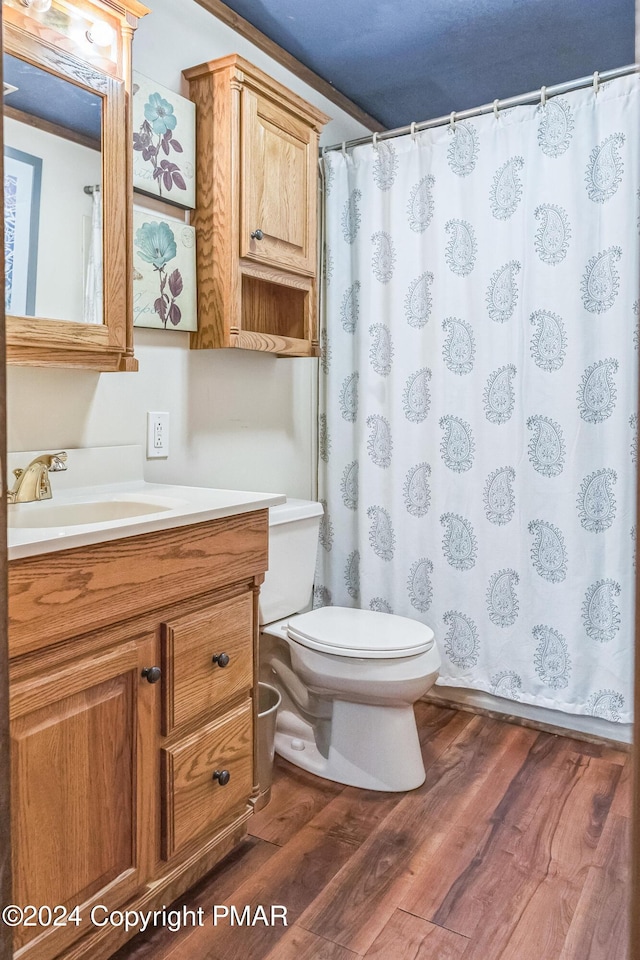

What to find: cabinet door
left=241, top=88, right=317, bottom=275
left=10, top=633, right=156, bottom=960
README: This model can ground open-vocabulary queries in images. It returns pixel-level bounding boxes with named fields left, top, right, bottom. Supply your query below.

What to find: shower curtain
left=83, top=188, right=103, bottom=325
left=317, top=74, right=640, bottom=723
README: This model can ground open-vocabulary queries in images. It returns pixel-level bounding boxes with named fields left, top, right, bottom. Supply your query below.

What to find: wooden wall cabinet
left=184, top=54, right=329, bottom=358
left=8, top=511, right=269, bottom=960
left=3, top=0, right=148, bottom=370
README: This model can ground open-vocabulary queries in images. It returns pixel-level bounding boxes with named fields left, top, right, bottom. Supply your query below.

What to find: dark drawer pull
left=250, top=228, right=264, bottom=240
left=212, top=769, right=231, bottom=786
left=141, top=666, right=162, bottom=684
left=212, top=653, right=230, bottom=668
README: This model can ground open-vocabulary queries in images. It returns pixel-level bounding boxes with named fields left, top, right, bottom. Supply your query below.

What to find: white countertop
left=7, top=446, right=285, bottom=560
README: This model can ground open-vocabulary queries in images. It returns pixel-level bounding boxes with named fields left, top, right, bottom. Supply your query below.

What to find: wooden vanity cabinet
left=8, top=511, right=268, bottom=960
left=184, top=54, right=329, bottom=357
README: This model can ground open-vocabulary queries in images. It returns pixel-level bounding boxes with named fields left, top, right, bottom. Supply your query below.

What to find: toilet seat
left=286, top=606, right=435, bottom=659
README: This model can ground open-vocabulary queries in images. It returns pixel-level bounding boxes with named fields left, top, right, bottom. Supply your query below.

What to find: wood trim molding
left=193, top=0, right=385, bottom=133
left=423, top=693, right=632, bottom=753
left=98, top=0, right=150, bottom=20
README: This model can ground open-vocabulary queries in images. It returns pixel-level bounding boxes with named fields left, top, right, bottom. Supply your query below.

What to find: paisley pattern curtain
left=317, top=75, right=639, bottom=724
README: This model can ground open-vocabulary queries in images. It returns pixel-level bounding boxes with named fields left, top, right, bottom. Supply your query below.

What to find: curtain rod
left=322, top=63, right=640, bottom=154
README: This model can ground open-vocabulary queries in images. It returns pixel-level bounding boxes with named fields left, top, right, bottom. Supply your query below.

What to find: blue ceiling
left=220, top=0, right=636, bottom=128
left=4, top=54, right=102, bottom=144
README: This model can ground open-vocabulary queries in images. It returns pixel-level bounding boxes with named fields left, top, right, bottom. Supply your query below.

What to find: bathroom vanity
left=7, top=448, right=283, bottom=960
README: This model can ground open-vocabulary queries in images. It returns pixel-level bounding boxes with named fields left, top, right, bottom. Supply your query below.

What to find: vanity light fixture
left=86, top=20, right=114, bottom=47
left=21, top=0, right=53, bottom=11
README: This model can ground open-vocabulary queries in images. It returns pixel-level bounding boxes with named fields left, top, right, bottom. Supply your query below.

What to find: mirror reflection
left=3, top=53, right=103, bottom=324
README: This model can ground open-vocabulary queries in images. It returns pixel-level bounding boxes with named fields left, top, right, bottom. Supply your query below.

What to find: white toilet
left=259, top=499, right=441, bottom=792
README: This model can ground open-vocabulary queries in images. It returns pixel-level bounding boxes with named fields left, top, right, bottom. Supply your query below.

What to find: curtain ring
left=540, top=85, right=547, bottom=107
left=341, top=141, right=347, bottom=158
left=372, top=131, right=379, bottom=150
left=410, top=121, right=417, bottom=140
left=493, top=98, right=500, bottom=119
left=593, top=71, right=600, bottom=95
left=449, top=111, right=456, bottom=130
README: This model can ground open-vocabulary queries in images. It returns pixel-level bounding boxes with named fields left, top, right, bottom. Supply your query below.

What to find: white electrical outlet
left=147, top=411, right=169, bottom=458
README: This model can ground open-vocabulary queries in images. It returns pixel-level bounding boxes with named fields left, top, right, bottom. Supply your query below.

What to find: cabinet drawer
left=161, top=700, right=253, bottom=859
left=161, top=592, right=253, bottom=734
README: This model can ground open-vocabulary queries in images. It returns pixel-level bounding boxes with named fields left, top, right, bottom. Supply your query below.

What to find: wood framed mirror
left=2, top=0, right=148, bottom=370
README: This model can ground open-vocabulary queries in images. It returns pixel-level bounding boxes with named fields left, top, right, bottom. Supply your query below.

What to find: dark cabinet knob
left=141, top=666, right=162, bottom=684
left=212, top=769, right=231, bottom=786
left=212, top=652, right=230, bottom=668
left=250, top=229, right=264, bottom=241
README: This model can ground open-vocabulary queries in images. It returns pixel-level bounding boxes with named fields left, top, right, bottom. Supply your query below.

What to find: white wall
left=7, top=0, right=370, bottom=498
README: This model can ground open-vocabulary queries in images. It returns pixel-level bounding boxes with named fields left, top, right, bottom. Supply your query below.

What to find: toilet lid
left=286, top=606, right=435, bottom=659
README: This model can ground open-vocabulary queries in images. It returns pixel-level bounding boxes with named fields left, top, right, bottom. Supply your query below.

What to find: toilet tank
left=259, top=498, right=324, bottom=625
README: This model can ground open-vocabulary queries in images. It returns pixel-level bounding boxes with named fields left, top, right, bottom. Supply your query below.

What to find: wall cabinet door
left=10, top=634, right=156, bottom=960
left=240, top=88, right=317, bottom=276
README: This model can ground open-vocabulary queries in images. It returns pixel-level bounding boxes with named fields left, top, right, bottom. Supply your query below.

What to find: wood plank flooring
left=114, top=704, right=631, bottom=960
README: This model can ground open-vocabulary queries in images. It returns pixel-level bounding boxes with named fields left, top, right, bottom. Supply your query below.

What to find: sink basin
left=8, top=498, right=176, bottom=528
left=6, top=446, right=286, bottom=560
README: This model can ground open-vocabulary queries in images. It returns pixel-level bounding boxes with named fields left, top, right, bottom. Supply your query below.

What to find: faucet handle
left=48, top=452, right=68, bottom=472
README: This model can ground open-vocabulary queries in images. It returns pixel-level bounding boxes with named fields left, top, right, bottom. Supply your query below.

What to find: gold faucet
left=7, top=452, right=68, bottom=504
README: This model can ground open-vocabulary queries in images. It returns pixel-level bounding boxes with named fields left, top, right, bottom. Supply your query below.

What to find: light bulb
left=86, top=20, right=114, bottom=47
left=21, top=0, right=53, bottom=11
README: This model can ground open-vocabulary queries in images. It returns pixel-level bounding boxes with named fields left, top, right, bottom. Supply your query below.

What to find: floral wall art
left=132, top=72, right=196, bottom=209
left=133, top=208, right=197, bottom=331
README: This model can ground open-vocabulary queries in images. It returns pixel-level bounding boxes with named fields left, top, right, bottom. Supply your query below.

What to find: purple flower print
left=133, top=93, right=186, bottom=197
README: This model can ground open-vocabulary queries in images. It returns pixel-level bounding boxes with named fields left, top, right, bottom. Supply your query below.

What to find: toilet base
left=274, top=699, right=426, bottom=792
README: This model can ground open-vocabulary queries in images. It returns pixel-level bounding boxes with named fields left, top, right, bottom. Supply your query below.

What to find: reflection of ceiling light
left=3, top=83, right=19, bottom=97
left=21, top=0, right=53, bottom=11
left=86, top=20, right=114, bottom=47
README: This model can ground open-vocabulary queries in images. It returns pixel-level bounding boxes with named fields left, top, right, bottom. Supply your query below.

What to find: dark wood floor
left=116, top=703, right=631, bottom=960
